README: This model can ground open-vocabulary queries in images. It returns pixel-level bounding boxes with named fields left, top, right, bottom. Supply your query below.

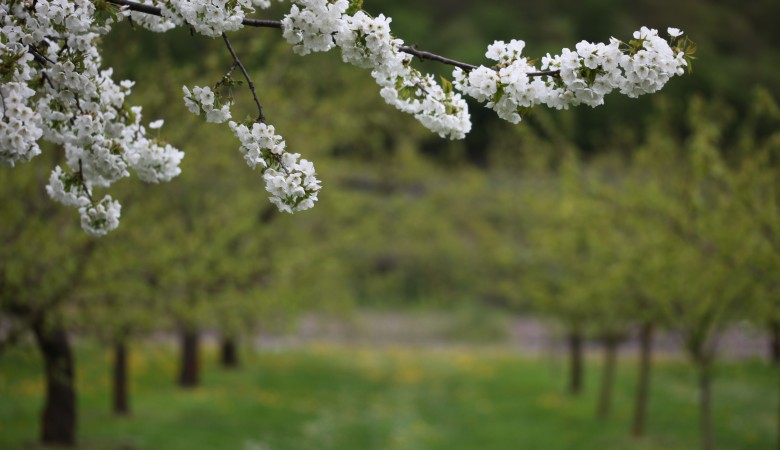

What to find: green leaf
left=440, top=76, right=453, bottom=95
left=346, top=0, right=364, bottom=15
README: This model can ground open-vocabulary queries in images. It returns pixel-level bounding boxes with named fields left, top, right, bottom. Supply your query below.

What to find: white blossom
left=668, top=27, right=683, bottom=38
left=230, top=121, right=321, bottom=213
left=149, top=119, right=165, bottom=129
left=79, top=195, right=121, bottom=236
left=0, top=0, right=689, bottom=235
left=455, top=27, right=688, bottom=122
left=281, top=0, right=349, bottom=55
left=182, top=85, right=232, bottom=123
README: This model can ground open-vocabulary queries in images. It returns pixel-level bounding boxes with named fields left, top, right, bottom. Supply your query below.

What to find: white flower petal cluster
left=130, top=0, right=177, bottom=32
left=0, top=82, right=43, bottom=166
left=182, top=85, right=232, bottom=123
left=282, top=0, right=472, bottom=139
left=158, top=0, right=257, bottom=37
left=230, top=121, right=321, bottom=213
left=375, top=65, right=472, bottom=139
left=281, top=0, right=349, bottom=55
left=123, top=108, right=184, bottom=183
left=454, top=28, right=688, bottom=123
left=80, top=195, right=122, bottom=237
left=46, top=166, right=91, bottom=208
left=46, top=167, right=120, bottom=236
left=334, top=11, right=397, bottom=69
left=1, top=0, right=184, bottom=235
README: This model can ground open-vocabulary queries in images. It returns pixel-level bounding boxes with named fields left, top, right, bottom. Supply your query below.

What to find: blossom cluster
left=282, top=0, right=348, bottom=55
left=229, top=121, right=321, bottom=213
left=183, top=85, right=232, bottom=123
left=283, top=0, right=472, bottom=139
left=1, top=0, right=184, bottom=235
left=128, top=0, right=283, bottom=33
left=157, top=0, right=260, bottom=37
left=282, top=1, right=689, bottom=130
left=454, top=27, right=689, bottom=123
left=0, top=82, right=42, bottom=166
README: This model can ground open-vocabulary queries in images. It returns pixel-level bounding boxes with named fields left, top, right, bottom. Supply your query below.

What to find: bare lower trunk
left=220, top=335, right=239, bottom=368
left=567, top=330, right=584, bottom=396
left=178, top=329, right=200, bottom=388
left=777, top=361, right=780, bottom=450
left=112, top=341, right=129, bottom=415
left=698, top=362, right=713, bottom=450
left=596, top=336, right=619, bottom=419
left=632, top=322, right=654, bottom=438
left=32, top=320, right=76, bottom=447
left=770, top=321, right=780, bottom=365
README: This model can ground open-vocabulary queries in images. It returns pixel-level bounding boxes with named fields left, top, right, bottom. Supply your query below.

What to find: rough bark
left=567, top=329, right=584, bottom=396
left=178, top=329, right=200, bottom=388
left=32, top=320, right=76, bottom=447
left=632, top=322, right=654, bottom=438
left=112, top=341, right=130, bottom=415
left=220, top=335, right=239, bottom=368
left=596, top=336, right=619, bottom=419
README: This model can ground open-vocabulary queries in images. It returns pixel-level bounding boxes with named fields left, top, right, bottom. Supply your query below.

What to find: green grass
left=0, top=341, right=776, bottom=450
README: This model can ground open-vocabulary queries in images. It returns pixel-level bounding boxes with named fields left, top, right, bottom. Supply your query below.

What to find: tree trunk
left=178, top=329, right=200, bottom=388
left=112, top=341, right=130, bottom=415
left=567, top=329, right=584, bottom=396
left=32, top=320, right=76, bottom=447
left=777, top=361, right=780, bottom=450
left=770, top=321, right=780, bottom=365
left=220, top=335, right=239, bottom=368
left=632, top=322, right=654, bottom=438
left=597, top=335, right=619, bottom=419
left=698, top=362, right=714, bottom=450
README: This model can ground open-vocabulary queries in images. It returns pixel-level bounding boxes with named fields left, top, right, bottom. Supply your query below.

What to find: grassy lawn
left=0, top=341, right=775, bottom=449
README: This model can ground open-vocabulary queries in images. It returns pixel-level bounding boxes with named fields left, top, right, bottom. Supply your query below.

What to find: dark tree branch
left=104, top=0, right=560, bottom=77
left=221, top=33, right=266, bottom=124
left=400, top=45, right=560, bottom=76
left=28, top=46, right=55, bottom=66
left=398, top=45, right=478, bottom=72
left=105, top=0, right=282, bottom=28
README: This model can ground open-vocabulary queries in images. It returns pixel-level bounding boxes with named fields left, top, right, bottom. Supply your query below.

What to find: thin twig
left=398, top=45, right=477, bottom=71
left=214, top=63, right=238, bottom=90
left=221, top=33, right=266, bottom=123
left=527, top=69, right=561, bottom=77
left=399, top=45, right=559, bottom=76
left=78, top=159, right=95, bottom=203
left=0, top=89, right=6, bottom=120
left=40, top=72, right=55, bottom=89
left=28, top=45, right=55, bottom=66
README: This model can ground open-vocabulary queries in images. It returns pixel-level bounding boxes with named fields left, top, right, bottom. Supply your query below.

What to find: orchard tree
left=680, top=89, right=780, bottom=450
left=0, top=153, right=94, bottom=447
left=78, top=234, right=163, bottom=416
left=521, top=152, right=604, bottom=397
left=604, top=99, right=754, bottom=450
